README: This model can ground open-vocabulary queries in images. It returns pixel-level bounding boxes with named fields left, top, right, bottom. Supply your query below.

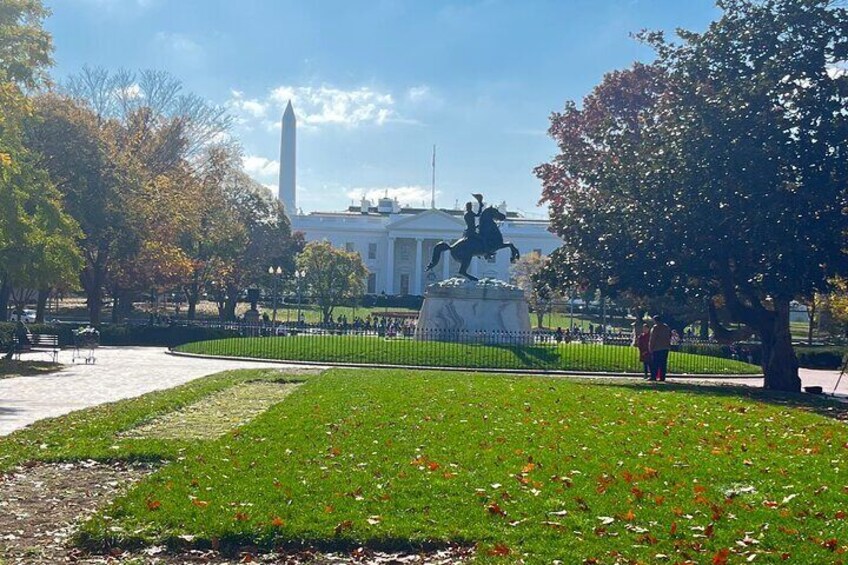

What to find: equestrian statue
left=425, top=193, right=520, bottom=281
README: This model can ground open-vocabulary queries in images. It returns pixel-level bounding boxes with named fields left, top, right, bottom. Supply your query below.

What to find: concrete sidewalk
left=1, top=348, right=844, bottom=437
left=0, top=347, right=314, bottom=436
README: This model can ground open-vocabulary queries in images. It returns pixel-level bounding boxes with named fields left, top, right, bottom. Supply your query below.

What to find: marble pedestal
left=414, top=278, right=532, bottom=344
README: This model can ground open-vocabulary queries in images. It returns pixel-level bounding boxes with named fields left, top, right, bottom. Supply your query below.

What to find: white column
left=385, top=237, right=395, bottom=294
left=414, top=238, right=423, bottom=295
left=442, top=245, right=450, bottom=280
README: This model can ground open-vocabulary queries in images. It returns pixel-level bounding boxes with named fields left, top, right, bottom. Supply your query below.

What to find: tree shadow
left=0, top=360, right=61, bottom=379
left=603, top=379, right=848, bottom=422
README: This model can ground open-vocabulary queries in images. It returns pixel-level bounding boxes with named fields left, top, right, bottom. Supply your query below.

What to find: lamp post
left=268, top=266, right=283, bottom=328
left=295, top=269, right=306, bottom=326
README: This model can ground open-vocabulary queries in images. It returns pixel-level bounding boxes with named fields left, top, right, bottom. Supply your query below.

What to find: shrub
left=794, top=347, right=848, bottom=370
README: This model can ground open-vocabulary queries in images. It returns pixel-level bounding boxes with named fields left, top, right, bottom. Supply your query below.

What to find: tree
left=536, top=0, right=848, bottom=391
left=24, top=94, right=131, bottom=326
left=296, top=241, right=367, bottom=324
left=0, top=1, right=82, bottom=320
left=511, top=252, right=554, bottom=328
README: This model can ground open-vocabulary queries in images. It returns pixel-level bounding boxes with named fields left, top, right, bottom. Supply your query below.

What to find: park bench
left=12, top=333, right=60, bottom=363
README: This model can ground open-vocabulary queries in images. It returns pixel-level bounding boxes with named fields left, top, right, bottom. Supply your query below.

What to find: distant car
left=10, top=309, right=36, bottom=323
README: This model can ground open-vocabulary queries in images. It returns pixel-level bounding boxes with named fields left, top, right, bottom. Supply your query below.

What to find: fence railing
left=174, top=327, right=762, bottom=376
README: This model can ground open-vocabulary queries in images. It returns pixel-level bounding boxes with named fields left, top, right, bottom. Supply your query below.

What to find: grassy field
left=2, top=368, right=847, bottom=561
left=177, top=336, right=762, bottom=375
left=28, top=368, right=840, bottom=563
left=0, top=369, right=305, bottom=473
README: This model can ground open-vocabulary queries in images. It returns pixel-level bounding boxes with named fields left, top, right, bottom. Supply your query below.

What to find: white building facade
left=279, top=102, right=561, bottom=296
left=291, top=200, right=560, bottom=296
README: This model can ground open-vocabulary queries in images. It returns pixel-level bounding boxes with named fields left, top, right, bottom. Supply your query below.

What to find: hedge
left=0, top=323, right=237, bottom=348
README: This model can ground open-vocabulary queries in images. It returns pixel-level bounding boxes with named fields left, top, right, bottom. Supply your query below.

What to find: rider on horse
left=425, top=192, right=519, bottom=280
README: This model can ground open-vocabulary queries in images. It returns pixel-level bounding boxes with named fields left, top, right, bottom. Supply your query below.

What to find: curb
left=165, top=349, right=764, bottom=380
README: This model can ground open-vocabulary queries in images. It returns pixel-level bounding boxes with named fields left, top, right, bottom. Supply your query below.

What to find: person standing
left=634, top=323, right=652, bottom=379
left=648, top=315, right=672, bottom=381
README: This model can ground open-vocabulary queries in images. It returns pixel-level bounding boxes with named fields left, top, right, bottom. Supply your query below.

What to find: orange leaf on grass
left=334, top=520, right=354, bottom=535
left=270, top=516, right=285, bottom=527
left=486, top=543, right=511, bottom=556
left=712, top=548, right=730, bottom=565
left=191, top=499, right=209, bottom=508
left=234, top=512, right=249, bottom=522
left=146, top=499, right=161, bottom=511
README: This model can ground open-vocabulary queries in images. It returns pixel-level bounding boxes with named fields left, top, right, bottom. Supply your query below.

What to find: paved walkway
left=1, top=348, right=844, bottom=437
left=0, top=347, right=314, bottom=436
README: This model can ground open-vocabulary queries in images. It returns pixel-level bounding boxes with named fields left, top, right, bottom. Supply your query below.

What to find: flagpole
left=431, top=144, right=436, bottom=209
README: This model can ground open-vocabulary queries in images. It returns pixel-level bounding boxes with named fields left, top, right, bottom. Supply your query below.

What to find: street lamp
left=268, top=266, right=283, bottom=328
left=294, top=269, right=306, bottom=326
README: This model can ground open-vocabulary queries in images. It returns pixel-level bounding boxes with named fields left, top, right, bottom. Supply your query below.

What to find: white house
left=291, top=198, right=560, bottom=296
left=278, top=103, right=561, bottom=296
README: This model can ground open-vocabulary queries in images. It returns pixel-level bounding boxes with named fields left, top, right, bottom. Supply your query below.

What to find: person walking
left=634, top=323, right=652, bottom=380
left=648, top=315, right=672, bottom=381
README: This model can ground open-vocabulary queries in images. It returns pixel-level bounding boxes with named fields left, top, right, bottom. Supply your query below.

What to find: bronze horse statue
left=425, top=205, right=520, bottom=281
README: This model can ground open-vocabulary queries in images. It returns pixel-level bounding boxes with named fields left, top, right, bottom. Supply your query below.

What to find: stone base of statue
left=414, top=278, right=532, bottom=344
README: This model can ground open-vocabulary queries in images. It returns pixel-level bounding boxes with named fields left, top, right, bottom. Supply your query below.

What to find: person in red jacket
left=633, top=323, right=651, bottom=379
left=649, top=315, right=672, bottom=381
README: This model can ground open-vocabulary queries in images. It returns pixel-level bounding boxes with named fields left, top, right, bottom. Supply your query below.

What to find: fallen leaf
left=486, top=543, right=511, bottom=556
left=334, top=520, right=353, bottom=535
left=712, top=548, right=730, bottom=565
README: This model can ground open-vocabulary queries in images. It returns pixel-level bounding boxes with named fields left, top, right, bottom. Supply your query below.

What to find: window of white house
left=533, top=248, right=543, bottom=256
left=368, top=242, right=377, bottom=260
left=345, top=242, right=355, bottom=252
left=367, top=272, right=376, bottom=294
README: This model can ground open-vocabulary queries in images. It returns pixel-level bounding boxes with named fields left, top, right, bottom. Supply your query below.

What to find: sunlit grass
left=177, top=336, right=762, bottom=375
left=71, top=369, right=848, bottom=563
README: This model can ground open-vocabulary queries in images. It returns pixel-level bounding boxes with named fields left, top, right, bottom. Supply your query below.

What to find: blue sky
left=46, top=0, right=720, bottom=217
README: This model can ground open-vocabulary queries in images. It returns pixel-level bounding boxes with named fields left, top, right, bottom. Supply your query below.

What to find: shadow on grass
left=494, top=345, right=559, bottom=369
left=605, top=379, right=848, bottom=422
left=0, top=360, right=61, bottom=379
left=76, top=530, right=473, bottom=559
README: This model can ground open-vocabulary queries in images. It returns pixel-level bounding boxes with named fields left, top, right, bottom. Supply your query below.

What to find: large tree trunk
left=80, top=249, right=107, bottom=327
left=758, top=299, right=801, bottom=392
left=0, top=279, right=10, bottom=320
left=807, top=297, right=817, bottom=346
left=35, top=288, right=50, bottom=323
left=225, top=284, right=239, bottom=321
left=185, top=281, right=200, bottom=320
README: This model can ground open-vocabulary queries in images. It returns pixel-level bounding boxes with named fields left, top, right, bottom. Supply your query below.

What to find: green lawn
left=0, top=369, right=305, bottom=473
left=50, top=369, right=847, bottom=563
left=177, top=336, right=761, bottom=375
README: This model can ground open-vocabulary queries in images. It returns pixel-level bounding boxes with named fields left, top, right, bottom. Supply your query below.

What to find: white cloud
left=229, top=90, right=268, bottom=119
left=269, top=85, right=396, bottom=127
left=407, top=85, right=433, bottom=103
left=242, top=155, right=279, bottom=182
left=153, top=32, right=204, bottom=65
left=827, top=63, right=847, bottom=79
left=228, top=83, right=422, bottom=130
left=346, top=186, right=440, bottom=207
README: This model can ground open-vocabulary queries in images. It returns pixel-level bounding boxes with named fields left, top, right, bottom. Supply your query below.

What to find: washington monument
left=278, top=100, right=296, bottom=215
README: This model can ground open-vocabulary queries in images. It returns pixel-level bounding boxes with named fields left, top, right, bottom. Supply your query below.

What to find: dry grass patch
left=122, top=381, right=302, bottom=441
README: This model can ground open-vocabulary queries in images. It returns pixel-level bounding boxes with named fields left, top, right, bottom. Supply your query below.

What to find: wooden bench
left=12, top=334, right=60, bottom=363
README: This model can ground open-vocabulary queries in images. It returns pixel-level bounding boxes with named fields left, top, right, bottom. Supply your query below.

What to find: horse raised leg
left=457, top=255, right=478, bottom=281
left=426, top=241, right=451, bottom=271
left=489, top=242, right=521, bottom=263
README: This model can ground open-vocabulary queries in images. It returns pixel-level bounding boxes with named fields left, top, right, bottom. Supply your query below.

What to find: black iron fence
left=175, top=326, right=762, bottom=376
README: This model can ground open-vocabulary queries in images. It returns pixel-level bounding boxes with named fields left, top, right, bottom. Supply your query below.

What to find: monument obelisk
left=278, top=100, right=296, bottom=215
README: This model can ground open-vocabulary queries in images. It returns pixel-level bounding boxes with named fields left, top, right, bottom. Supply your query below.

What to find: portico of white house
left=290, top=208, right=560, bottom=296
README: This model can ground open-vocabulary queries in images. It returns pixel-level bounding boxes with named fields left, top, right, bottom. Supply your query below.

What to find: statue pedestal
left=415, top=278, right=532, bottom=344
